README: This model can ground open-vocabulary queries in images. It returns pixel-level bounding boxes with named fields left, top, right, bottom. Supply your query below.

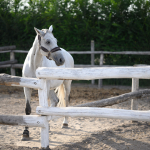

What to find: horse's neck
left=29, top=36, right=43, bottom=73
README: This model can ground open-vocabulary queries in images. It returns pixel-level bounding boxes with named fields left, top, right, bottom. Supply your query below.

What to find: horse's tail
left=55, top=83, right=66, bottom=107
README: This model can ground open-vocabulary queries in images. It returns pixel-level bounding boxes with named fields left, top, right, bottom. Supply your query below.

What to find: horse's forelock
left=42, top=29, right=48, bottom=33
left=41, top=29, right=54, bottom=38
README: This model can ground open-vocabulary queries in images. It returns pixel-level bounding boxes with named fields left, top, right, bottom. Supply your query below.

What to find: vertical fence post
left=131, top=65, right=139, bottom=123
left=38, top=79, right=50, bottom=149
left=131, top=78, right=139, bottom=110
left=98, top=54, right=104, bottom=88
left=91, top=40, right=95, bottom=84
left=10, top=50, right=15, bottom=75
left=131, top=64, right=148, bottom=113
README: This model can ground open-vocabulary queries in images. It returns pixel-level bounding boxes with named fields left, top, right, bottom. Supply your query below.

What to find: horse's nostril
left=59, top=58, right=65, bottom=65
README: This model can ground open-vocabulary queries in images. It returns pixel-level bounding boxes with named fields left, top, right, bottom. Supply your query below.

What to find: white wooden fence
left=0, top=66, right=150, bottom=149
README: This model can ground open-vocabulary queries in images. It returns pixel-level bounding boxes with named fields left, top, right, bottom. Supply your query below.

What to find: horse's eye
left=46, top=41, right=50, bottom=44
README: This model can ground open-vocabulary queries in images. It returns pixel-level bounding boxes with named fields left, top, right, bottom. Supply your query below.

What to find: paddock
left=0, top=84, right=150, bottom=150
left=0, top=66, right=150, bottom=149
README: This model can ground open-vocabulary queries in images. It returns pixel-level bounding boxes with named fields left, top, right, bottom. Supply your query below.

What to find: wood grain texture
left=0, top=115, right=46, bottom=127
left=0, top=50, right=11, bottom=53
left=1, top=50, right=150, bottom=55
left=0, top=64, right=129, bottom=69
left=13, top=50, right=28, bottom=53
left=91, top=40, right=95, bottom=85
left=0, top=73, right=41, bottom=89
left=12, top=64, right=23, bottom=68
left=0, top=45, right=16, bottom=51
left=37, top=89, right=150, bottom=122
left=36, top=106, right=150, bottom=122
left=69, top=51, right=150, bottom=55
left=0, top=60, right=17, bottom=65
left=74, top=89, right=150, bottom=107
left=10, top=51, right=16, bottom=75
left=38, top=79, right=49, bottom=149
left=131, top=78, right=139, bottom=111
left=0, top=64, right=11, bottom=68
left=36, top=67, right=150, bottom=80
left=98, top=54, right=104, bottom=88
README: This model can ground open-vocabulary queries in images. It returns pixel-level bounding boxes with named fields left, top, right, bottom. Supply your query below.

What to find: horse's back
left=61, top=48, right=74, bottom=68
left=22, top=49, right=34, bottom=77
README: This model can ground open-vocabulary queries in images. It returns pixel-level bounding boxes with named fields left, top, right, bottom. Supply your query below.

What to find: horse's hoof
left=22, top=129, right=30, bottom=141
left=132, top=120, right=138, bottom=123
left=21, top=134, right=30, bottom=141
left=62, top=123, right=68, bottom=128
left=41, top=146, right=51, bottom=150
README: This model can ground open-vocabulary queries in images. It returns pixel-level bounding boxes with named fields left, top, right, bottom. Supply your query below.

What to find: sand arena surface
left=0, top=84, right=150, bottom=150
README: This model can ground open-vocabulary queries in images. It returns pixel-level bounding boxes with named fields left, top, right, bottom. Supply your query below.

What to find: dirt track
left=0, top=84, right=150, bottom=150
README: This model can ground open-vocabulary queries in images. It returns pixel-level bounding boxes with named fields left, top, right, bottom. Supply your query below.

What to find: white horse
left=22, top=25, right=74, bottom=139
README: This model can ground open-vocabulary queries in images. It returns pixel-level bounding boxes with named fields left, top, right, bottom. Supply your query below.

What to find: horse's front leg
left=22, top=87, right=32, bottom=140
left=62, top=80, right=72, bottom=128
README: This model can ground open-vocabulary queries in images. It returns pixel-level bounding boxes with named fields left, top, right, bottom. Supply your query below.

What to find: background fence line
left=1, top=43, right=150, bottom=88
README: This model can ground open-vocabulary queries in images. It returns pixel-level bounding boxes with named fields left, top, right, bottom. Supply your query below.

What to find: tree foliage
left=0, top=0, right=150, bottom=85
left=0, top=0, right=150, bottom=49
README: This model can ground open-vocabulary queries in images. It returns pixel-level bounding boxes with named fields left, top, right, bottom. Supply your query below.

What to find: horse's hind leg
left=22, top=87, right=32, bottom=140
left=49, top=90, right=59, bottom=107
left=62, top=80, right=72, bottom=128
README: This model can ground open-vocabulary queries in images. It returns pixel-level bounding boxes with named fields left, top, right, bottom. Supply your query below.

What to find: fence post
left=98, top=54, right=104, bottom=88
left=131, top=78, right=139, bottom=110
left=38, top=79, right=50, bottom=149
left=10, top=50, right=15, bottom=75
left=131, top=65, right=139, bottom=123
left=91, top=40, right=95, bottom=84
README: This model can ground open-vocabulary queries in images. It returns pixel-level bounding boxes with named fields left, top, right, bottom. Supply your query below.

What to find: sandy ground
left=0, top=84, right=150, bottom=150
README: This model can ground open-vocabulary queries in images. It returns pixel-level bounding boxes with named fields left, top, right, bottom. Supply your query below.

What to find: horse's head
left=34, top=25, right=65, bottom=66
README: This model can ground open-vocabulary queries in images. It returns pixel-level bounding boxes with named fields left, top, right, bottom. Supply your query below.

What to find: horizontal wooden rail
left=0, top=45, right=16, bottom=51
left=75, top=65, right=130, bottom=68
left=36, top=67, right=150, bottom=80
left=69, top=51, right=150, bottom=55
left=0, top=64, right=12, bottom=68
left=36, top=107, right=150, bottom=122
left=0, top=64, right=23, bottom=69
left=0, top=73, right=42, bottom=89
left=0, top=50, right=11, bottom=53
left=75, top=89, right=150, bottom=107
left=1, top=50, right=150, bottom=55
left=46, top=89, right=150, bottom=121
left=12, top=64, right=23, bottom=68
left=0, top=64, right=130, bottom=69
left=13, top=50, right=28, bottom=53
left=0, top=115, right=46, bottom=127
left=0, top=60, right=17, bottom=65
left=0, top=64, right=131, bottom=69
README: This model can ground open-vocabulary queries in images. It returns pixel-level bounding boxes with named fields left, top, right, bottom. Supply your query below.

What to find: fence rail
left=1, top=43, right=150, bottom=88
left=0, top=73, right=41, bottom=89
left=36, top=67, right=150, bottom=80
left=36, top=106, right=150, bottom=122
left=0, top=115, right=46, bottom=127
left=0, top=45, right=16, bottom=51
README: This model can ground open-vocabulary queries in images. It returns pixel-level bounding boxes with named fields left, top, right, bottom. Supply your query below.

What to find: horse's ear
left=49, top=25, right=53, bottom=32
left=34, top=27, right=45, bottom=37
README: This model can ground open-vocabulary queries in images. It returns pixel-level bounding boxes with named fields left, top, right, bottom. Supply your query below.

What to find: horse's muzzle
left=48, top=51, right=65, bottom=66
left=54, top=55, right=65, bottom=66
